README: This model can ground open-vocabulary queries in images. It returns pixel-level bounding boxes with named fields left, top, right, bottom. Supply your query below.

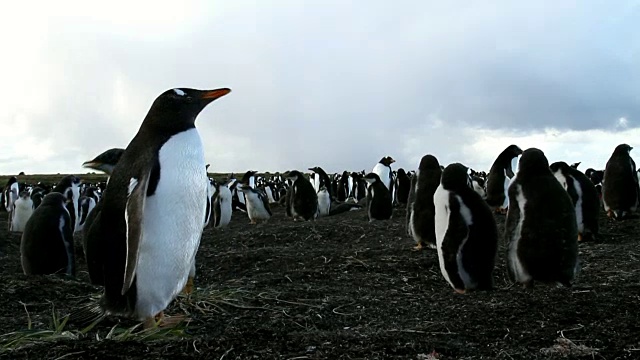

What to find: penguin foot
left=577, top=233, right=582, bottom=242
left=496, top=207, right=508, bottom=215
left=249, top=219, right=257, bottom=224
left=454, top=288, right=466, bottom=295
left=143, top=312, right=188, bottom=329
left=412, top=243, right=423, bottom=251
left=606, top=210, right=614, bottom=219
left=181, top=276, right=194, bottom=295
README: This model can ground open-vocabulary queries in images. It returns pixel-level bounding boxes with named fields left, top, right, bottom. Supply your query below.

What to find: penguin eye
left=186, top=96, right=194, bottom=103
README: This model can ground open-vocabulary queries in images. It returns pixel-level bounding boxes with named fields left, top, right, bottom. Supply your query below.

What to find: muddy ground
left=0, top=201, right=639, bottom=359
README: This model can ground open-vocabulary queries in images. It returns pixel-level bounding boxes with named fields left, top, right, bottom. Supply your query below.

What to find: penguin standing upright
left=395, top=168, right=411, bottom=205
left=81, top=148, right=126, bottom=286
left=84, top=87, right=231, bottom=327
left=337, top=171, right=350, bottom=201
left=286, top=170, right=318, bottom=221
left=21, top=192, right=75, bottom=276
left=3, top=176, right=19, bottom=231
left=239, top=184, right=272, bottom=224
left=485, top=145, right=523, bottom=214
left=203, top=178, right=217, bottom=228
left=52, top=175, right=81, bottom=233
left=602, top=144, right=639, bottom=220
left=316, top=186, right=331, bottom=217
left=309, top=166, right=333, bottom=199
left=433, top=163, right=498, bottom=293
left=505, top=148, right=578, bottom=288
left=372, top=156, right=395, bottom=195
left=11, top=191, right=34, bottom=232
left=550, top=161, right=600, bottom=241
left=363, top=172, right=392, bottom=221
left=77, top=187, right=100, bottom=232
left=213, top=181, right=233, bottom=228
left=408, top=155, right=443, bottom=250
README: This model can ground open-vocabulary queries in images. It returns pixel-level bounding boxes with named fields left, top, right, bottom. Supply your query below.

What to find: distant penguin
left=470, top=175, right=486, bottom=199
left=363, top=172, right=392, bottom=221
left=485, top=145, right=523, bottom=214
left=286, top=170, right=318, bottom=221
left=571, top=162, right=581, bottom=169
left=348, top=172, right=367, bottom=203
left=82, top=148, right=126, bottom=175
left=21, top=192, right=75, bottom=276
left=550, top=161, right=600, bottom=242
left=433, top=163, right=498, bottom=293
left=203, top=178, right=217, bottom=228
left=317, top=186, right=331, bottom=217
left=52, top=175, right=81, bottom=233
left=213, top=181, right=233, bottom=228
left=4, top=176, right=19, bottom=231
left=395, top=168, right=411, bottom=205
left=11, top=191, right=34, bottom=232
left=239, top=184, right=272, bottom=224
left=83, top=87, right=231, bottom=327
left=309, top=166, right=333, bottom=199
left=77, top=187, right=100, bottom=232
left=602, top=144, right=639, bottom=220
left=337, top=171, right=350, bottom=201
left=408, top=155, right=442, bottom=250
left=505, top=148, right=578, bottom=288
left=372, top=156, right=395, bottom=194
left=30, top=188, right=45, bottom=209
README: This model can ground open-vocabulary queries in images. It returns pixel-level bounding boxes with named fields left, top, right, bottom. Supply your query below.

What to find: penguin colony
left=1, top=86, right=635, bottom=328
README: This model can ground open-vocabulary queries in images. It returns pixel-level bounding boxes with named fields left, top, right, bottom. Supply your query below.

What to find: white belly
left=507, top=184, right=531, bottom=284
left=135, top=129, right=207, bottom=318
left=11, top=199, right=33, bottom=232
left=373, top=164, right=391, bottom=190
left=433, top=185, right=453, bottom=287
left=216, top=187, right=233, bottom=228
left=245, top=192, right=270, bottom=221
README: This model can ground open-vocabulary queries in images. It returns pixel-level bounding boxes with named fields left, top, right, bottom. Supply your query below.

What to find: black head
left=40, top=192, right=68, bottom=207
left=241, top=170, right=258, bottom=184
left=613, top=143, right=633, bottom=155
left=418, top=155, right=440, bottom=171
left=308, top=166, right=323, bottom=174
left=517, top=148, right=550, bottom=177
left=142, top=88, right=231, bottom=132
left=397, top=168, right=406, bottom=176
left=363, top=172, right=382, bottom=183
left=82, top=148, right=126, bottom=175
left=570, top=162, right=581, bottom=169
left=549, top=161, right=570, bottom=175
left=379, top=156, right=396, bottom=166
left=6, top=176, right=17, bottom=186
left=18, top=191, right=30, bottom=200
left=286, top=170, right=304, bottom=181
left=503, top=144, right=524, bottom=157
left=441, top=163, right=471, bottom=191
left=53, top=175, right=81, bottom=193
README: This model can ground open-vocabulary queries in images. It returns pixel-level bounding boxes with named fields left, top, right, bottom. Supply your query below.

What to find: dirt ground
left=0, top=201, right=639, bottom=359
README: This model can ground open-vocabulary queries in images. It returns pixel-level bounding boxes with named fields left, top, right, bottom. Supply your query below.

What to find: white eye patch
left=173, top=89, right=186, bottom=96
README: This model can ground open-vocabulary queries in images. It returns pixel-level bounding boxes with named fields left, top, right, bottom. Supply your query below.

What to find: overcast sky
left=0, top=1, right=638, bottom=177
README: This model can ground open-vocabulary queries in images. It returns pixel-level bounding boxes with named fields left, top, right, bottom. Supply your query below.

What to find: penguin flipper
left=121, top=174, right=150, bottom=296
left=442, top=198, right=468, bottom=291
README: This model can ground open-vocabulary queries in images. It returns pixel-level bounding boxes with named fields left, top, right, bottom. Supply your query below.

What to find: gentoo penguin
left=363, top=172, right=392, bottom=221
left=505, top=148, right=578, bottom=288
left=84, top=87, right=231, bottom=327
left=212, top=181, right=233, bottom=228
left=52, top=175, right=81, bottom=232
left=348, top=172, right=367, bottom=203
left=21, top=192, right=75, bottom=276
left=407, top=155, right=442, bottom=250
left=203, top=178, right=217, bottom=228
left=433, top=163, right=498, bottom=293
left=372, top=156, right=395, bottom=193
left=11, top=191, right=34, bottom=232
left=82, top=148, right=126, bottom=175
left=550, top=161, right=600, bottom=242
left=317, top=186, right=331, bottom=217
left=30, top=187, right=46, bottom=209
left=395, top=168, right=411, bottom=205
left=4, top=176, right=19, bottom=231
left=602, top=144, right=639, bottom=220
left=485, top=145, right=523, bottom=214
left=81, top=148, right=126, bottom=286
left=337, top=171, right=350, bottom=201
left=286, top=170, right=318, bottom=221
left=77, top=187, right=100, bottom=232
left=571, top=162, right=581, bottom=169
left=238, top=184, right=272, bottom=224
left=309, top=166, right=333, bottom=199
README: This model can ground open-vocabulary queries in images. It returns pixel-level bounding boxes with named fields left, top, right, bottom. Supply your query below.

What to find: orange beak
left=201, top=88, right=231, bottom=100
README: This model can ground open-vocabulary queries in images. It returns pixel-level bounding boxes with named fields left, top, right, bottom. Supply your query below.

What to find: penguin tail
left=67, top=301, right=106, bottom=327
